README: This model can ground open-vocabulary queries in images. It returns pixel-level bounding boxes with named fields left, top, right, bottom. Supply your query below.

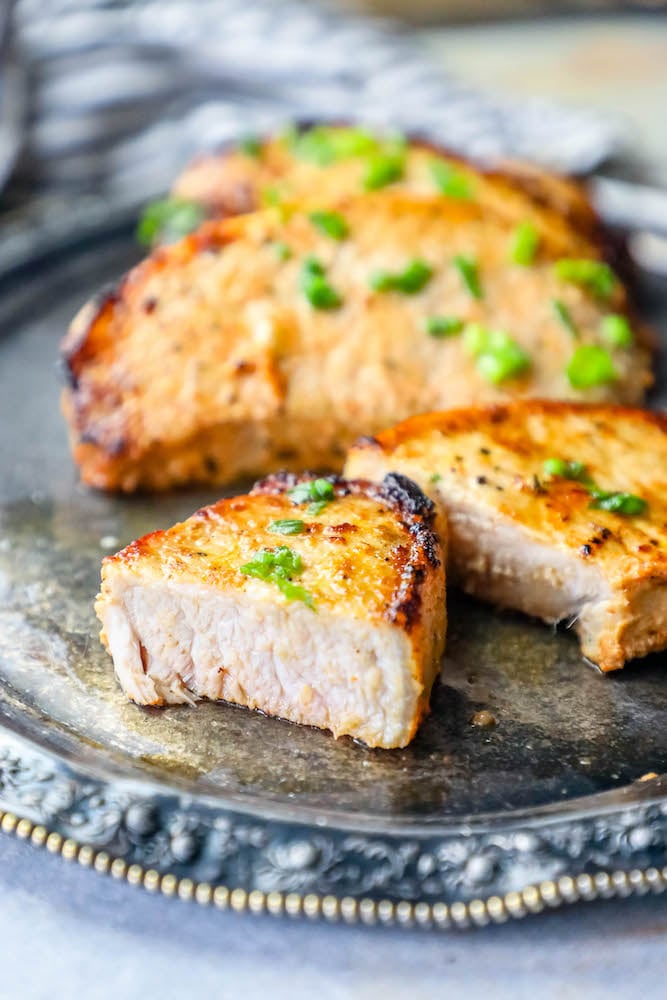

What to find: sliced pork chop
left=345, top=401, right=667, bottom=671
left=62, top=191, right=651, bottom=492
left=171, top=123, right=602, bottom=256
left=95, top=472, right=446, bottom=749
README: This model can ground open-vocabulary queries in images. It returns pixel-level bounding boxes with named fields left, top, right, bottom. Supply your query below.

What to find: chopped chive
left=309, top=210, right=349, bottom=240
left=300, top=257, right=342, bottom=310
left=240, top=546, right=315, bottom=609
left=552, top=298, right=578, bottom=338
left=476, top=346, right=530, bottom=384
left=461, top=322, right=489, bottom=357
left=566, top=344, right=617, bottom=389
left=601, top=314, right=634, bottom=348
left=363, top=153, right=404, bottom=191
left=429, top=473, right=442, bottom=483
left=424, top=315, right=464, bottom=338
left=370, top=259, right=433, bottom=295
left=268, top=519, right=305, bottom=535
left=554, top=258, right=616, bottom=300
left=509, top=221, right=540, bottom=266
left=240, top=135, right=262, bottom=157
left=288, top=125, right=379, bottom=165
left=259, top=184, right=288, bottom=214
left=273, top=577, right=316, bottom=608
left=288, top=477, right=335, bottom=514
left=462, top=325, right=530, bottom=383
left=540, top=460, right=647, bottom=516
left=542, top=458, right=590, bottom=483
left=589, top=492, right=647, bottom=516
left=272, top=241, right=292, bottom=261
left=429, top=159, right=473, bottom=200
left=136, top=198, right=206, bottom=246
left=453, top=254, right=483, bottom=300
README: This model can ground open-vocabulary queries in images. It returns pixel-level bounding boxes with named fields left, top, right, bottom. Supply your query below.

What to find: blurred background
left=1, top=0, right=666, bottom=269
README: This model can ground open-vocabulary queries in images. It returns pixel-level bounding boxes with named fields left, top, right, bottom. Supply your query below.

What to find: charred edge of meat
left=377, top=472, right=435, bottom=523
left=60, top=283, right=121, bottom=387
left=252, top=471, right=441, bottom=579
left=385, top=562, right=428, bottom=633
left=252, top=471, right=434, bottom=526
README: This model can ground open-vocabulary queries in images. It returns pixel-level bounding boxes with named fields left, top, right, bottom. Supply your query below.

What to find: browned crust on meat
left=251, top=471, right=441, bottom=632
left=354, top=400, right=667, bottom=455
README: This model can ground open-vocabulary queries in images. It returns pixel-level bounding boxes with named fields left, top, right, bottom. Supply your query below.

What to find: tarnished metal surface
left=0, top=219, right=665, bottom=911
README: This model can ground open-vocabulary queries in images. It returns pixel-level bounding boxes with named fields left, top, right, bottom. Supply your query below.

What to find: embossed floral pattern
left=1, top=737, right=665, bottom=903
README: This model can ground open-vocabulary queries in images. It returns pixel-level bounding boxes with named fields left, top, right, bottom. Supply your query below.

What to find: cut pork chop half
left=95, top=473, right=446, bottom=749
left=345, top=401, right=667, bottom=671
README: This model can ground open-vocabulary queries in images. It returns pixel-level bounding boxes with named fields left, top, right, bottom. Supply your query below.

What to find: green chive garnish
left=463, top=325, right=530, bottom=384
left=309, top=210, right=349, bottom=240
left=240, top=135, right=262, bottom=157
left=288, top=125, right=379, bottom=165
left=424, top=316, right=464, bottom=338
left=136, top=198, right=206, bottom=246
left=240, top=546, right=315, bottom=609
left=288, top=477, right=335, bottom=516
left=363, top=153, right=404, bottom=191
left=429, top=160, right=473, bottom=200
left=370, top=259, right=433, bottom=295
left=509, top=221, right=539, bottom=266
left=554, top=259, right=616, bottom=299
left=541, top=460, right=647, bottom=516
left=542, top=458, right=590, bottom=483
left=429, top=473, right=442, bottom=484
left=300, top=257, right=342, bottom=310
left=268, top=519, right=305, bottom=535
left=552, top=298, right=578, bottom=338
left=272, top=241, right=293, bottom=261
left=589, top=491, right=647, bottom=516
left=601, top=314, right=634, bottom=348
left=261, top=186, right=283, bottom=207
left=566, top=344, right=617, bottom=389
left=453, top=254, right=483, bottom=300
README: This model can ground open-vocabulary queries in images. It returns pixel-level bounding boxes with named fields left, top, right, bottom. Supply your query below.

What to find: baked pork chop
left=345, top=401, right=667, bottom=672
left=95, top=472, right=446, bottom=749
left=62, top=191, right=651, bottom=492
left=171, top=123, right=602, bottom=256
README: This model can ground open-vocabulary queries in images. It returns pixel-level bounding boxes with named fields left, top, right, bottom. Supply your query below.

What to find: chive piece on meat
left=566, top=344, right=617, bottom=389
left=453, top=254, right=483, bottom=300
left=509, top=221, right=539, bottom=266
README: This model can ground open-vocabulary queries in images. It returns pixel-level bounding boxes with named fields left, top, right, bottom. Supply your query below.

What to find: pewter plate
left=0, top=212, right=666, bottom=925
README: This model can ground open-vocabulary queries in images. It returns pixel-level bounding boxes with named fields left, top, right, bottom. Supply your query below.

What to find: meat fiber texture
left=345, top=400, right=667, bottom=672
left=95, top=472, right=447, bottom=749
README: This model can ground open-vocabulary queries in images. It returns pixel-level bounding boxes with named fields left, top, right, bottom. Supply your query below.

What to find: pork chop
left=62, top=191, right=651, bottom=492
left=95, top=472, right=447, bottom=748
left=345, top=401, right=667, bottom=671
left=171, top=124, right=602, bottom=257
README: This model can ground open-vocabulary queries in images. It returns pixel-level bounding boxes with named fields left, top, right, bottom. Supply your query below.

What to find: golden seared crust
left=348, top=401, right=667, bottom=589
left=172, top=127, right=603, bottom=256
left=345, top=400, right=667, bottom=671
left=62, top=192, right=652, bottom=492
left=99, top=472, right=442, bottom=632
